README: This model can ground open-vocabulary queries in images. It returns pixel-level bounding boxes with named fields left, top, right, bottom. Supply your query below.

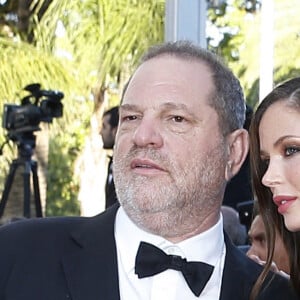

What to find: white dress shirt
left=115, top=207, right=226, bottom=300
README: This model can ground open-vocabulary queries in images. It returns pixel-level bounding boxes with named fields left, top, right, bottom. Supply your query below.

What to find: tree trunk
left=17, top=0, right=31, bottom=34
left=76, top=86, right=107, bottom=216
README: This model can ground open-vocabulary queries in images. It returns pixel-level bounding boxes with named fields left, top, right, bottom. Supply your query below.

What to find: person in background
left=100, top=106, right=119, bottom=208
left=249, top=77, right=300, bottom=298
left=247, top=213, right=290, bottom=275
left=221, top=205, right=247, bottom=246
left=0, top=41, right=296, bottom=300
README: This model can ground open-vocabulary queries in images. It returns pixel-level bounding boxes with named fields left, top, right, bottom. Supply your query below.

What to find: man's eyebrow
left=119, top=104, right=139, bottom=112
left=120, top=102, right=191, bottom=112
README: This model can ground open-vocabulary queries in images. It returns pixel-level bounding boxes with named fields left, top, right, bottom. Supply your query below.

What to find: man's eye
left=172, top=116, right=185, bottom=122
left=285, top=146, right=300, bottom=156
left=123, top=115, right=137, bottom=121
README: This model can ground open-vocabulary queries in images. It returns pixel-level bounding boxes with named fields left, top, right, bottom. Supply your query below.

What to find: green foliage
left=0, top=0, right=164, bottom=217
left=46, top=129, right=84, bottom=216
left=208, top=0, right=300, bottom=108
left=31, top=0, right=165, bottom=87
left=208, top=0, right=248, bottom=61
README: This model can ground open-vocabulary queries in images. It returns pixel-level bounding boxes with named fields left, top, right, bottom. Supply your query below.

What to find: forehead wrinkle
left=121, top=101, right=193, bottom=112
left=160, top=101, right=189, bottom=111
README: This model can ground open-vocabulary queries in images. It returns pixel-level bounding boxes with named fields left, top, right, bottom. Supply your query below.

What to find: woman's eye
left=285, top=146, right=300, bottom=156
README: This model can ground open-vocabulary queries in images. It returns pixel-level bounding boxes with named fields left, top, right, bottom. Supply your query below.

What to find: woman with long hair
left=249, top=77, right=300, bottom=299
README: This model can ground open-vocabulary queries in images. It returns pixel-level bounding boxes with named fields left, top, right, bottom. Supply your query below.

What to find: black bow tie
left=135, top=241, right=214, bottom=297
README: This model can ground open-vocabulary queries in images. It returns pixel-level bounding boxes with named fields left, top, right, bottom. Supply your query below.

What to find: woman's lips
left=273, top=195, right=297, bottom=214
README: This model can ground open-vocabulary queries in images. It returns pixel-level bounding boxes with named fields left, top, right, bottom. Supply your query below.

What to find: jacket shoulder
left=222, top=233, right=297, bottom=299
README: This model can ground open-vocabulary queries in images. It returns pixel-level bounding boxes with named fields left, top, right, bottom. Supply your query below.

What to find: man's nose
left=132, top=117, right=163, bottom=149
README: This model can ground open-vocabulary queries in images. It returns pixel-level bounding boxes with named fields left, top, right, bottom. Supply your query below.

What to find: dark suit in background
left=100, top=106, right=119, bottom=208
left=105, top=156, right=117, bottom=208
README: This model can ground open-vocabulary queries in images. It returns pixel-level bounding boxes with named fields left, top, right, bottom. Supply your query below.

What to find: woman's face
left=259, top=100, right=300, bottom=232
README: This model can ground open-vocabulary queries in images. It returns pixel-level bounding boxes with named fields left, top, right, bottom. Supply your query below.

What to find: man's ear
left=225, top=128, right=249, bottom=181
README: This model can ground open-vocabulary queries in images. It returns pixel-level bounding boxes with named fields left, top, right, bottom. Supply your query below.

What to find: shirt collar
left=115, top=207, right=224, bottom=274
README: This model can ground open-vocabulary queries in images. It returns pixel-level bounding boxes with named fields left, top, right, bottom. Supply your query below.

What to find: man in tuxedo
left=0, top=41, right=296, bottom=300
left=100, top=106, right=119, bottom=208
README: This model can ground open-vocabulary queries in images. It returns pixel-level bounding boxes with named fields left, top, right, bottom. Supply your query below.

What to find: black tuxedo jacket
left=0, top=205, right=296, bottom=300
left=105, top=156, right=118, bottom=209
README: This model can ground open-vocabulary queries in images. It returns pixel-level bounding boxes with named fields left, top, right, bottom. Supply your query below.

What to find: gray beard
left=113, top=143, right=227, bottom=239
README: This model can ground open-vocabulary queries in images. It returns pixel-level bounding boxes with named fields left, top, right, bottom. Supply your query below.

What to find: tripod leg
left=23, top=160, right=32, bottom=218
left=0, top=160, right=19, bottom=218
left=31, top=161, right=43, bottom=217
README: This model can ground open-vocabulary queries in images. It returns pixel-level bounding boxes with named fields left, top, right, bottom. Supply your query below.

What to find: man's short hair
left=123, top=41, right=246, bottom=136
left=103, top=106, right=119, bottom=128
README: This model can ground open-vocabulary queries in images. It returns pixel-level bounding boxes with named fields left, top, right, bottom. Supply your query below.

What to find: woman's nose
left=261, top=158, right=282, bottom=187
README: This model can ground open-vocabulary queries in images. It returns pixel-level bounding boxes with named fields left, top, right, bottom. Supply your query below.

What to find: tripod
left=0, top=133, right=43, bottom=218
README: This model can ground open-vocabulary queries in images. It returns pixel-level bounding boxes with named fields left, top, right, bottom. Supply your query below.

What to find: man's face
left=247, top=215, right=289, bottom=274
left=100, top=114, right=116, bottom=149
left=113, top=55, right=228, bottom=238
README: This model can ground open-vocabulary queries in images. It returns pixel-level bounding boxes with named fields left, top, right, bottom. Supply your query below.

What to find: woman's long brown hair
left=249, top=77, right=300, bottom=299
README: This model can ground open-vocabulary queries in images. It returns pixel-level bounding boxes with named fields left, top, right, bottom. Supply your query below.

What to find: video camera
left=2, top=83, right=64, bottom=139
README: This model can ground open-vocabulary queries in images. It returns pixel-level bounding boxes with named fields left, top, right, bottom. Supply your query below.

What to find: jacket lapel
left=219, top=233, right=258, bottom=300
left=62, top=205, right=120, bottom=300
